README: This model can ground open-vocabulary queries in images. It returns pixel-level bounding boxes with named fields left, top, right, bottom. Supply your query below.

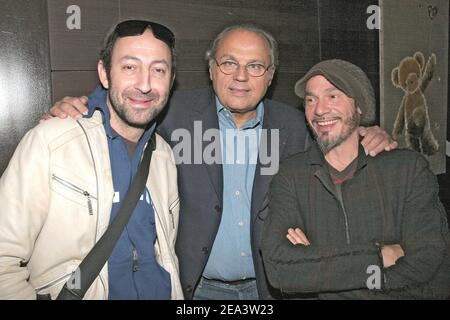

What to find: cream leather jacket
left=0, top=111, right=183, bottom=299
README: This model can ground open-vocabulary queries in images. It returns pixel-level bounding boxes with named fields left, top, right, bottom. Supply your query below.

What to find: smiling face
left=98, top=29, right=173, bottom=135
left=209, top=29, right=274, bottom=117
left=304, top=75, right=361, bottom=154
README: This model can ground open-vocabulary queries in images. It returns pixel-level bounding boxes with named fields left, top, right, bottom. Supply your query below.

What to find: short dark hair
left=99, top=20, right=176, bottom=78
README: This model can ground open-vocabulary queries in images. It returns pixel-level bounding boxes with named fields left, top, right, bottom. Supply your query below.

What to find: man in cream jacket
left=0, top=20, right=183, bottom=300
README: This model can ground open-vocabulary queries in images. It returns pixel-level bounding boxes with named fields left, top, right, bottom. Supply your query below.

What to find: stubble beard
left=108, top=85, right=169, bottom=130
left=311, top=111, right=360, bottom=155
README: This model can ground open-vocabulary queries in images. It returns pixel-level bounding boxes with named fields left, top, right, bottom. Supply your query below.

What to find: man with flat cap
left=261, top=59, right=450, bottom=299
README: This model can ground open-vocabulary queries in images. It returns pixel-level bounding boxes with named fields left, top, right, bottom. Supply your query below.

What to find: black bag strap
left=56, top=135, right=156, bottom=300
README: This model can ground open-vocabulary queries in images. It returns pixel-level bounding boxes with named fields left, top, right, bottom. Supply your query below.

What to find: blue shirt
left=203, top=97, right=264, bottom=281
left=87, top=86, right=171, bottom=300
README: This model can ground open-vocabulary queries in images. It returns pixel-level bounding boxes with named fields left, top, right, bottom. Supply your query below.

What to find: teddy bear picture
left=391, top=52, right=439, bottom=155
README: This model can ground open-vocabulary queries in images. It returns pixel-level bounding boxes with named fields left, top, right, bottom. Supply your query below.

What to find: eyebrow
left=120, top=55, right=170, bottom=66
left=218, top=55, right=267, bottom=65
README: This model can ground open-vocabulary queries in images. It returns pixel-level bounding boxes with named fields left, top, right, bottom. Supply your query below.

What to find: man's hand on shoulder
left=359, top=126, right=398, bottom=157
left=39, top=96, right=89, bottom=123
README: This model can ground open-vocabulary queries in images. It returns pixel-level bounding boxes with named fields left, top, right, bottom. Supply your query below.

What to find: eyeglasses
left=214, top=59, right=273, bottom=77
left=115, top=20, right=175, bottom=49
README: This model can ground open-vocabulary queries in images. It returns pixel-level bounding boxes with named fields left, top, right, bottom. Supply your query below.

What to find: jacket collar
left=307, top=141, right=368, bottom=171
left=306, top=141, right=366, bottom=200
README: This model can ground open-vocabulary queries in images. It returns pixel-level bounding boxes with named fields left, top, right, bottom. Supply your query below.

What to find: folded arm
left=261, top=169, right=381, bottom=294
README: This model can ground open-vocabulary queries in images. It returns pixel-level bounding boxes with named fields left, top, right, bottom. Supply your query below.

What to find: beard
left=310, top=111, right=360, bottom=155
left=108, top=84, right=169, bottom=130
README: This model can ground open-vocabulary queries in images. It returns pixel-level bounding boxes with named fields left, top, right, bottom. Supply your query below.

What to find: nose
left=314, top=98, right=331, bottom=116
left=135, top=69, right=152, bottom=93
left=233, top=65, right=250, bottom=82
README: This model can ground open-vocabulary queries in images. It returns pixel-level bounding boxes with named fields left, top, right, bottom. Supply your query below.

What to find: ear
left=170, top=73, right=176, bottom=90
left=267, top=66, right=276, bottom=87
left=391, top=67, right=401, bottom=88
left=208, top=59, right=215, bottom=81
left=413, top=52, right=425, bottom=71
left=98, top=60, right=109, bottom=89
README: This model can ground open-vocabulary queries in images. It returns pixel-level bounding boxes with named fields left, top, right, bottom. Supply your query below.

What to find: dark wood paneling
left=319, top=0, right=379, bottom=70
left=0, top=0, right=51, bottom=175
left=319, top=0, right=380, bottom=121
left=320, top=32, right=379, bottom=72
left=173, top=71, right=211, bottom=92
left=121, top=0, right=320, bottom=73
left=47, top=0, right=120, bottom=71
left=48, top=0, right=321, bottom=110
left=47, top=0, right=320, bottom=72
left=267, top=72, right=306, bottom=108
left=51, top=71, right=99, bottom=103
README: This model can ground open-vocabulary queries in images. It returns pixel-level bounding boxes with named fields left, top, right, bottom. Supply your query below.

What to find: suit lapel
left=251, top=100, right=287, bottom=221
left=190, top=88, right=223, bottom=205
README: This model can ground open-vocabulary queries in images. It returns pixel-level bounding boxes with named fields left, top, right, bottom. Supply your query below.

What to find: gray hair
left=205, top=24, right=279, bottom=68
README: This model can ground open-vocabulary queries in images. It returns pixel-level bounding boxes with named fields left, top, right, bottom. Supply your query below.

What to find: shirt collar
left=215, top=96, right=264, bottom=129
left=86, top=85, right=156, bottom=143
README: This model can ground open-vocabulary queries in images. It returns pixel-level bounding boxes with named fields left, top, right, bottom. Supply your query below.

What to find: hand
left=40, top=96, right=89, bottom=122
left=286, top=228, right=311, bottom=246
left=381, top=244, right=404, bottom=268
left=359, top=126, right=398, bottom=157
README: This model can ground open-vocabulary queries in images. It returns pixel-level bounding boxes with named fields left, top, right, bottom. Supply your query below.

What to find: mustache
left=312, top=114, right=342, bottom=122
left=124, top=90, right=160, bottom=101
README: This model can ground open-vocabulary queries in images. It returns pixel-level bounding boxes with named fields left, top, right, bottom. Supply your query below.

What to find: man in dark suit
left=47, top=24, right=396, bottom=300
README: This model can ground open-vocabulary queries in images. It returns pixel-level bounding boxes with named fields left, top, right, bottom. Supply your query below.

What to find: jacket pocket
left=51, top=174, right=97, bottom=215
left=33, top=268, right=76, bottom=299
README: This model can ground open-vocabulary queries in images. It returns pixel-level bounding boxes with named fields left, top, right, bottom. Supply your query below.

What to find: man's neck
left=324, top=132, right=359, bottom=172
left=231, top=110, right=257, bottom=129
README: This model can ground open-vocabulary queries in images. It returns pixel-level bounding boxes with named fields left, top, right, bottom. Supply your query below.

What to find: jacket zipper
left=168, top=198, right=179, bottom=229
left=339, top=201, right=351, bottom=245
left=75, top=119, right=107, bottom=298
left=149, top=191, right=170, bottom=243
left=52, top=174, right=97, bottom=215
left=35, top=271, right=72, bottom=293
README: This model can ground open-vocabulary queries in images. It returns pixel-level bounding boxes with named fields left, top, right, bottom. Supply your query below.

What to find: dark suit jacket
left=157, top=87, right=310, bottom=299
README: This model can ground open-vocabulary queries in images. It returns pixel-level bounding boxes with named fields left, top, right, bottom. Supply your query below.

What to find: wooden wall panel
left=119, top=0, right=319, bottom=73
left=51, top=71, right=99, bottom=102
left=47, top=0, right=120, bottom=71
left=267, top=72, right=307, bottom=108
left=318, top=0, right=380, bottom=119
left=0, top=0, right=51, bottom=175
left=48, top=0, right=321, bottom=108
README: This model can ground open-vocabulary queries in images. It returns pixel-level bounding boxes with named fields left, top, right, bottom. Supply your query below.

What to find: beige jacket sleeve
left=0, top=128, right=50, bottom=299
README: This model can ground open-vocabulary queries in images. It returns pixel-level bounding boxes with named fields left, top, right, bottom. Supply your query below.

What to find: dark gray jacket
left=261, top=143, right=450, bottom=299
left=157, top=87, right=310, bottom=299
